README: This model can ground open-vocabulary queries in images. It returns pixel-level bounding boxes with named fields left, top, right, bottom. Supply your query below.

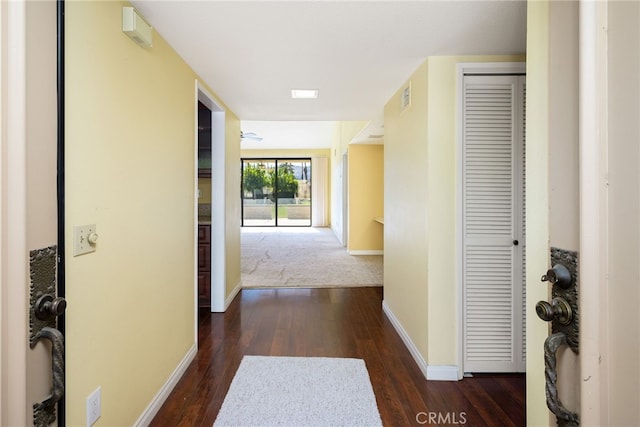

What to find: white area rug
left=213, top=356, right=383, bottom=427
left=241, top=227, right=383, bottom=287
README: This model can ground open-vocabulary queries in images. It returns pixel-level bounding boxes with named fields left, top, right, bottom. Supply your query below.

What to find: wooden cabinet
left=198, top=224, right=211, bottom=308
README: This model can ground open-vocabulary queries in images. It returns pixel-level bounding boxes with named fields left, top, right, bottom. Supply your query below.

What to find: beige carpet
left=241, top=227, right=383, bottom=287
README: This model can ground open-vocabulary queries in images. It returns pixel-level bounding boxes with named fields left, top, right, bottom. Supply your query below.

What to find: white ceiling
left=132, top=0, right=527, bottom=148
left=239, top=121, right=337, bottom=150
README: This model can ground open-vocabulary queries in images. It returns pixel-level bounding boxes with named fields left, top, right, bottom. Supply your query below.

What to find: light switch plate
left=86, top=386, right=101, bottom=426
left=74, top=224, right=97, bottom=256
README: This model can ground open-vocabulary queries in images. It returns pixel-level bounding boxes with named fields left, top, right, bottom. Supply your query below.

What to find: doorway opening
left=196, top=82, right=226, bottom=313
left=241, top=158, right=312, bottom=227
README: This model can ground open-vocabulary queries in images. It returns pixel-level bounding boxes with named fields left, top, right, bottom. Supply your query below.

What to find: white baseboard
left=134, top=344, right=197, bottom=426
left=382, top=300, right=429, bottom=380
left=426, top=365, right=460, bottom=381
left=382, top=301, right=460, bottom=381
left=224, top=281, right=242, bottom=310
left=348, top=250, right=383, bottom=255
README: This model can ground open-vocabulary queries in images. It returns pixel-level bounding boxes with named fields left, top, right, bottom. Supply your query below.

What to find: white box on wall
left=122, top=7, right=153, bottom=48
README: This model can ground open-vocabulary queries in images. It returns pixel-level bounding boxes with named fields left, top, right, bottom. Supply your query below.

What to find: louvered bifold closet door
left=462, top=75, right=525, bottom=373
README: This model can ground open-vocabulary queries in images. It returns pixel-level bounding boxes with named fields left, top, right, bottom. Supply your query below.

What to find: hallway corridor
left=151, top=287, right=525, bottom=426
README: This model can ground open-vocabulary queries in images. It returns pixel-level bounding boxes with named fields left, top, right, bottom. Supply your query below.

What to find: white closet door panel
left=464, top=245, right=515, bottom=366
left=462, top=75, right=525, bottom=373
left=464, top=84, right=514, bottom=241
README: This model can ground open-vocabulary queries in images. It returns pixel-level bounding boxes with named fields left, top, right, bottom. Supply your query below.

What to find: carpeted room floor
left=240, top=227, right=383, bottom=288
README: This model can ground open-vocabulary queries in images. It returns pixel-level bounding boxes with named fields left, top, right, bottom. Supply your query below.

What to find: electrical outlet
left=86, top=386, right=101, bottom=426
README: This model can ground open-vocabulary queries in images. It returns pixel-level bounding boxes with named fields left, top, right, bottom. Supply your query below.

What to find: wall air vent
left=122, top=7, right=153, bottom=48
left=400, top=81, right=411, bottom=112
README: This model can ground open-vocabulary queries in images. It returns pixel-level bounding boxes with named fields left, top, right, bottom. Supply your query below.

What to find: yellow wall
left=384, top=61, right=430, bottom=358
left=384, top=55, right=525, bottom=371
left=338, top=122, right=369, bottom=153
left=425, top=57, right=459, bottom=364
left=347, top=144, right=383, bottom=252
left=65, top=2, right=239, bottom=425
left=224, top=114, right=242, bottom=297
left=525, top=2, right=553, bottom=425
left=606, top=2, right=640, bottom=424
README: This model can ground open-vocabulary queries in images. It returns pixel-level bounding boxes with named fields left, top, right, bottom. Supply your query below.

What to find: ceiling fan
left=240, top=131, right=263, bottom=142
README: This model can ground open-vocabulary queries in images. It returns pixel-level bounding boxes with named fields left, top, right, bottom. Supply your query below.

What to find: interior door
left=523, top=1, right=581, bottom=425
left=578, top=1, right=640, bottom=424
left=28, top=1, right=66, bottom=425
left=522, top=1, right=640, bottom=424
left=462, top=74, right=526, bottom=373
left=524, top=1, right=637, bottom=424
left=1, top=1, right=64, bottom=425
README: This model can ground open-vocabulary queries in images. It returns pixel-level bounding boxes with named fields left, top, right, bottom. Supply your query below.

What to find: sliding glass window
left=241, top=159, right=312, bottom=227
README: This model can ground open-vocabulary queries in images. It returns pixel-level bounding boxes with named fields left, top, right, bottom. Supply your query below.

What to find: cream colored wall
left=525, top=1, right=552, bottom=425
left=0, top=1, right=11, bottom=421
left=65, top=2, right=239, bottom=425
left=339, top=122, right=368, bottom=150
left=224, top=114, right=241, bottom=296
left=0, top=2, right=29, bottom=424
left=605, top=1, right=640, bottom=424
left=425, top=58, right=457, bottom=364
left=383, top=61, right=430, bottom=358
left=347, top=144, right=383, bottom=252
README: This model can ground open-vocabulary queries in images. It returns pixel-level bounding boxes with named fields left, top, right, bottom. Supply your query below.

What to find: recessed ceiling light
left=291, top=89, right=319, bottom=99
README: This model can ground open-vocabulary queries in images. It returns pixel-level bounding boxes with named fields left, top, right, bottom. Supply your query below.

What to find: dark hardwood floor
left=150, top=287, right=525, bottom=426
